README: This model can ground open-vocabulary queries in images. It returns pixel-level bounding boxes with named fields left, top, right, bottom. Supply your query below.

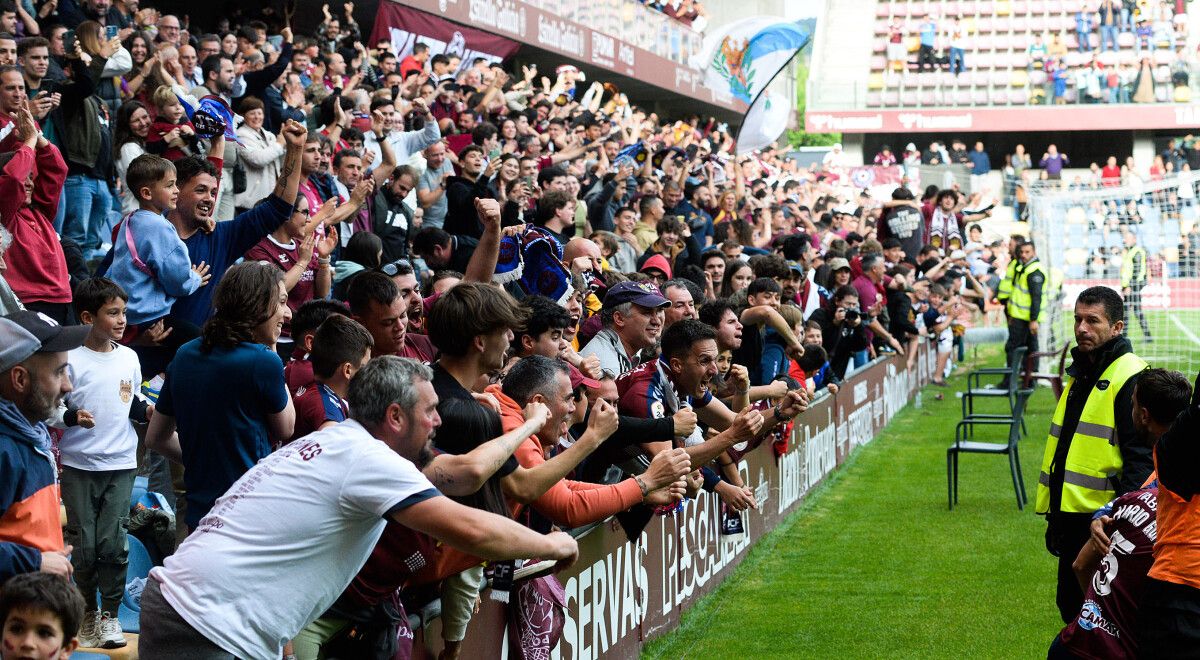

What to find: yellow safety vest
left=1121, top=245, right=1147, bottom=289
left=997, top=259, right=1017, bottom=304
left=1007, top=260, right=1045, bottom=322
left=1035, top=352, right=1148, bottom=514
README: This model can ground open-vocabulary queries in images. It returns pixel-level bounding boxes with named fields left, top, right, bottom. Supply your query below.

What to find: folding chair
left=948, top=393, right=1029, bottom=510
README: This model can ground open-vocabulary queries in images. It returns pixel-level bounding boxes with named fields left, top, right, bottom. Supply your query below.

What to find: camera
left=844, top=309, right=860, bottom=324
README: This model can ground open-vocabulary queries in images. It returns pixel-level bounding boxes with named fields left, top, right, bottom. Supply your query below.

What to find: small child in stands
left=55, top=277, right=151, bottom=650
left=146, top=86, right=198, bottom=162
left=0, top=572, right=86, bottom=660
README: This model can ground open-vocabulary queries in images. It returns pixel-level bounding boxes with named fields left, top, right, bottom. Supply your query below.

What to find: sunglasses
left=380, top=260, right=411, bottom=277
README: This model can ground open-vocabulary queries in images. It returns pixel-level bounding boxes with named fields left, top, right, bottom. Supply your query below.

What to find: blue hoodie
left=107, top=209, right=203, bottom=325
left=0, top=397, right=63, bottom=580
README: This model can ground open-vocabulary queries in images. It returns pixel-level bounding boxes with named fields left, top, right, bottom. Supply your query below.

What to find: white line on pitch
left=1169, top=314, right=1200, bottom=348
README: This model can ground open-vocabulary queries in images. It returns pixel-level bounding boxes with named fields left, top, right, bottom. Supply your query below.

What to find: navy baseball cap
left=602, top=282, right=669, bottom=310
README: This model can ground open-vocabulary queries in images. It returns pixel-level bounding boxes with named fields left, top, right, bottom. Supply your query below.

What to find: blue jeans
left=1101, top=25, right=1118, bottom=51
left=949, top=47, right=965, bottom=74
left=1077, top=30, right=1091, bottom=52
left=63, top=174, right=114, bottom=257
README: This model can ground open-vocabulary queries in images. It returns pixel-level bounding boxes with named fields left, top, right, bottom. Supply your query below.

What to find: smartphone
left=105, top=25, right=118, bottom=40
left=488, top=146, right=501, bottom=160
left=63, top=29, right=77, bottom=54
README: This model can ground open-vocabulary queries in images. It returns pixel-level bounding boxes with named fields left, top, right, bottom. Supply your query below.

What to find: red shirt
left=1101, top=165, right=1122, bottom=186
left=245, top=235, right=317, bottom=324
left=0, top=144, right=70, bottom=304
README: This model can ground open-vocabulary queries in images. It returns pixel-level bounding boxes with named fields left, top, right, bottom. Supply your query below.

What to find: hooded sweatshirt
left=0, top=397, right=64, bottom=580
left=484, top=384, right=642, bottom=528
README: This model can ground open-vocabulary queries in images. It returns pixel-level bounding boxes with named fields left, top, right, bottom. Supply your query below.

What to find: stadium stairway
left=808, top=0, right=876, bottom=109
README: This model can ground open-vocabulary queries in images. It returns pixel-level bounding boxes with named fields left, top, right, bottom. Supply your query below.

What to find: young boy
left=288, top=315, right=373, bottom=443
left=0, top=573, right=85, bottom=660
left=922, top=283, right=959, bottom=386
left=106, top=154, right=210, bottom=374
left=146, top=86, right=197, bottom=162
left=56, top=278, right=151, bottom=649
left=284, top=299, right=350, bottom=393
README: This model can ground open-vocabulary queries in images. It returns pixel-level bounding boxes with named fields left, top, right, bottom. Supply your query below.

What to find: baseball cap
left=0, top=311, right=89, bottom=371
left=828, top=257, right=851, bottom=272
left=833, top=203, right=858, bottom=216
left=602, top=281, right=670, bottom=310
left=567, top=363, right=600, bottom=390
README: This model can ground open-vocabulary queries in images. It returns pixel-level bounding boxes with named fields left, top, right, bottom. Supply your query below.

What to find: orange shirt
left=1149, top=452, right=1200, bottom=590
left=485, top=384, right=643, bottom=527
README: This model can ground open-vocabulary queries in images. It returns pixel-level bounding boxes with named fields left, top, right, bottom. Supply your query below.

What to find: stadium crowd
left=7, top=0, right=1174, bottom=659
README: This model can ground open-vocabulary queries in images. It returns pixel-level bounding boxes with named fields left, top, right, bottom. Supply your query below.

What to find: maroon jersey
left=398, top=332, right=436, bottom=363
left=1060, top=486, right=1158, bottom=660
left=246, top=235, right=317, bottom=325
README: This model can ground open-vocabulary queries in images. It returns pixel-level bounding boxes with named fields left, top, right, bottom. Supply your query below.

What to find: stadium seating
left=870, top=0, right=1190, bottom=107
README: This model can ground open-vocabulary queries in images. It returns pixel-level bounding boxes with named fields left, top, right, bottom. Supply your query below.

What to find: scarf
left=494, top=226, right=573, bottom=304
left=929, top=206, right=963, bottom=251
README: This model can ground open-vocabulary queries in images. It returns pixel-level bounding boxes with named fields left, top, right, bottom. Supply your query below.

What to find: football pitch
left=641, top=337, right=1196, bottom=659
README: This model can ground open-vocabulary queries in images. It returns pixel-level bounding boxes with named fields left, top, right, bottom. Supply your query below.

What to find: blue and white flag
left=692, top=17, right=811, bottom=154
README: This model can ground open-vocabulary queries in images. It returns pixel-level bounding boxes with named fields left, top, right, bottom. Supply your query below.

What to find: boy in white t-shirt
left=57, top=278, right=153, bottom=650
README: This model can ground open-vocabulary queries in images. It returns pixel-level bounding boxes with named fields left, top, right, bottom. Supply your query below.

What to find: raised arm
left=273, top=120, right=308, bottom=205
left=424, top=403, right=550, bottom=496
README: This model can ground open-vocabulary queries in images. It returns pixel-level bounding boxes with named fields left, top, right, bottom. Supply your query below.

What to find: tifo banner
left=408, top=346, right=937, bottom=658
left=691, top=17, right=811, bottom=154
left=367, top=2, right=520, bottom=69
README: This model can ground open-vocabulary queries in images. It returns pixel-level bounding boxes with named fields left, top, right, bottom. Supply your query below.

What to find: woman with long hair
left=145, top=261, right=296, bottom=533
left=719, top=260, right=754, bottom=298
left=114, top=100, right=152, bottom=214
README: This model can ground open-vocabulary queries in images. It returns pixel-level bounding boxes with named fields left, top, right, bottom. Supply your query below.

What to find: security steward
left=1000, top=240, right=1045, bottom=388
left=1036, top=286, right=1151, bottom=623
left=1120, top=230, right=1153, bottom=344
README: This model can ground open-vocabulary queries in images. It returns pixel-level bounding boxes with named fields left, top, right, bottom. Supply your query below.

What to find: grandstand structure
left=807, top=0, right=1200, bottom=165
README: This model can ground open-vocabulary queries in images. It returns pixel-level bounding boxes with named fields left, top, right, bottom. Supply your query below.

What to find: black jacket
left=808, top=307, right=868, bottom=378
left=1155, top=372, right=1200, bottom=500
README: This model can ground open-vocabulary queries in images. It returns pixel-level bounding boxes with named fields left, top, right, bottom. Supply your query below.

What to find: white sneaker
left=97, top=611, right=126, bottom=649
left=77, top=611, right=100, bottom=649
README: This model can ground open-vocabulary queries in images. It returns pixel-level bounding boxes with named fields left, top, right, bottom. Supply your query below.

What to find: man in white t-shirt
left=138, top=357, right=578, bottom=660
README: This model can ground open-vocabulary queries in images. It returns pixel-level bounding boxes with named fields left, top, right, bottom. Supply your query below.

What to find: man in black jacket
left=370, top=165, right=417, bottom=263
left=443, top=144, right=499, bottom=239
left=807, top=285, right=869, bottom=379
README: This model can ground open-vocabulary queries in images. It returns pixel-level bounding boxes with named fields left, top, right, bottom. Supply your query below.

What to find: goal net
left=1026, top=174, right=1200, bottom=380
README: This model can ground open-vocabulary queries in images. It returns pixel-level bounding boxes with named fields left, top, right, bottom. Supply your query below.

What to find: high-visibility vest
left=1035, top=352, right=1148, bottom=514
left=1121, top=245, right=1147, bottom=288
left=997, top=259, right=1017, bottom=303
left=1007, top=259, right=1045, bottom=322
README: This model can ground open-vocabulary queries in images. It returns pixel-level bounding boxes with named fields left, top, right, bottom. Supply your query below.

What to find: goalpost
left=1025, top=173, right=1200, bottom=379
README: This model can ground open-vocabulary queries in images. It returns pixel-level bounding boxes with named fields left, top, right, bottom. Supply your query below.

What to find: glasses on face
left=293, top=207, right=310, bottom=218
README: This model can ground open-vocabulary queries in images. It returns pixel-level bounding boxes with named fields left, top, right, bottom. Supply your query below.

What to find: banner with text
left=368, top=2, right=520, bottom=69
left=407, top=345, right=936, bottom=658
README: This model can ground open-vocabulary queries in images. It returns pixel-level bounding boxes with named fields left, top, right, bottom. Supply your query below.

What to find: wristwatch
left=772, top=405, right=789, bottom=423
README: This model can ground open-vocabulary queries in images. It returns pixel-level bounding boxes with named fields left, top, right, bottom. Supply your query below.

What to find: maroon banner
left=806, top=104, right=1200, bottom=134
left=403, top=345, right=935, bottom=658
left=368, top=2, right=521, bottom=68
left=372, top=0, right=743, bottom=112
